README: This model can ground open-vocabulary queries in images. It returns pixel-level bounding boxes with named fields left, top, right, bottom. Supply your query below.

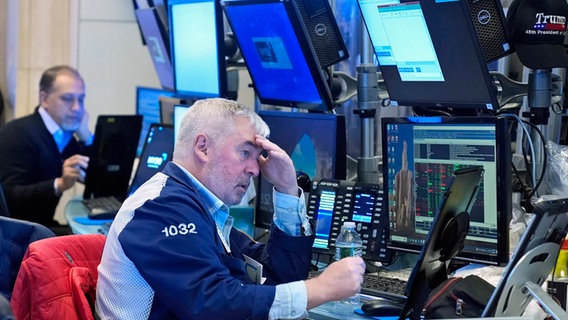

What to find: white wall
left=76, top=0, right=160, bottom=129
left=55, top=0, right=161, bottom=224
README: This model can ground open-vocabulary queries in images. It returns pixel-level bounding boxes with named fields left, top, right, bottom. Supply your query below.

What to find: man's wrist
left=274, top=185, right=300, bottom=197
left=77, top=133, right=93, bottom=146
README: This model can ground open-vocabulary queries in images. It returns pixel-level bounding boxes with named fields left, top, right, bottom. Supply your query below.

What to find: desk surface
left=308, top=299, right=369, bottom=320
left=64, top=197, right=111, bottom=235
left=307, top=298, right=535, bottom=320
left=66, top=200, right=539, bottom=319
left=308, top=293, right=410, bottom=320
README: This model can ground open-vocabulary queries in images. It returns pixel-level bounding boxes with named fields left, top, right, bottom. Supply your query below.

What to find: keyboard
left=361, top=273, right=408, bottom=302
left=308, top=269, right=408, bottom=303
left=82, top=196, right=122, bottom=219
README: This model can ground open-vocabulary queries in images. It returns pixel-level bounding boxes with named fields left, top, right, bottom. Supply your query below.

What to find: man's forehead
left=240, top=139, right=262, bottom=151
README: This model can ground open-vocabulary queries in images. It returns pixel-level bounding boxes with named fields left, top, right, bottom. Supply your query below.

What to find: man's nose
left=247, top=159, right=260, bottom=177
left=71, top=98, right=83, bottom=111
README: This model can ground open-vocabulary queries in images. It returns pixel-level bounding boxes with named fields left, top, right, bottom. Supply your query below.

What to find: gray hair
left=173, top=98, right=269, bottom=161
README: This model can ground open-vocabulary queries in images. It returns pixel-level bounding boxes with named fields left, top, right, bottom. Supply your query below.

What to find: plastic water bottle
left=554, top=237, right=568, bottom=279
left=548, top=237, right=568, bottom=310
left=335, top=221, right=363, bottom=260
left=335, top=221, right=363, bottom=304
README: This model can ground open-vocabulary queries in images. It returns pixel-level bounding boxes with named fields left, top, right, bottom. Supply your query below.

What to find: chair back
left=0, top=216, right=55, bottom=300
left=10, top=234, right=106, bottom=320
left=0, top=183, right=9, bottom=217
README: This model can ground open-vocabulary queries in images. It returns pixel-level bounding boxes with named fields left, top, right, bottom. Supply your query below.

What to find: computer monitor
left=135, top=86, right=175, bottom=156
left=221, top=0, right=335, bottom=112
left=83, top=115, right=143, bottom=201
left=129, top=123, right=175, bottom=196
left=255, top=110, right=347, bottom=229
left=173, top=104, right=190, bottom=143
left=135, top=7, right=174, bottom=90
left=150, top=0, right=169, bottom=34
left=382, top=116, right=511, bottom=266
left=357, top=0, right=500, bottom=111
left=168, top=0, right=228, bottom=99
left=159, top=96, right=196, bottom=125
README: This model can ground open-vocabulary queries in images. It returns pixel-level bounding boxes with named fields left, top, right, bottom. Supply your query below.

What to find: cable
left=520, top=120, right=547, bottom=201
left=411, top=106, right=453, bottom=117
left=501, top=114, right=537, bottom=191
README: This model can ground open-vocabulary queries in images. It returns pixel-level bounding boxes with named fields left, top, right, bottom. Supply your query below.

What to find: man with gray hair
left=96, top=98, right=365, bottom=319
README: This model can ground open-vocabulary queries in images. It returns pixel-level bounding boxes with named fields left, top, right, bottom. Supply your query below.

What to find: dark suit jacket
left=0, top=108, right=90, bottom=226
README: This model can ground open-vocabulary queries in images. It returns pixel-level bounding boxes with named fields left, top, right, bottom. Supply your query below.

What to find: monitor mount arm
left=492, top=69, right=564, bottom=198
left=329, top=65, right=384, bottom=183
left=491, top=70, right=563, bottom=121
left=328, top=65, right=390, bottom=184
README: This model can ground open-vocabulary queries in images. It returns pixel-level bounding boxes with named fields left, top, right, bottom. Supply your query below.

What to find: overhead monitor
left=150, top=0, right=169, bottom=34
left=135, top=86, right=175, bottom=156
left=168, top=0, right=228, bottom=98
left=135, top=7, right=174, bottom=90
left=381, top=116, right=511, bottom=266
left=357, top=0, right=500, bottom=111
left=221, top=0, right=335, bottom=112
left=255, top=111, right=346, bottom=229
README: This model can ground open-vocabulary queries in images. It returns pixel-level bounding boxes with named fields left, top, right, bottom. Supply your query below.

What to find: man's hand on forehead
left=255, top=135, right=298, bottom=196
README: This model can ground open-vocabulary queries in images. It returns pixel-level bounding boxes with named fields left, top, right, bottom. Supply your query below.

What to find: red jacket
left=10, top=234, right=106, bottom=320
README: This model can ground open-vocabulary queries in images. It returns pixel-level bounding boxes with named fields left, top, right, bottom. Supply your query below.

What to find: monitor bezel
left=381, top=116, right=511, bottom=266
left=168, top=0, right=228, bottom=99
left=221, top=0, right=335, bottom=112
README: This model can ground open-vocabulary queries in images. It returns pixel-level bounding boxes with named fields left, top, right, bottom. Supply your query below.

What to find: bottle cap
left=343, top=221, right=356, bottom=228
left=562, top=238, right=568, bottom=250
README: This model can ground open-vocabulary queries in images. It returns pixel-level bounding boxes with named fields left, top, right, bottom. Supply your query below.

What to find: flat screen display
left=255, top=111, right=346, bottom=228
left=135, top=86, right=175, bottom=156
left=357, top=0, right=499, bottom=111
left=130, top=123, right=175, bottom=195
left=382, top=116, right=511, bottom=266
left=173, top=104, right=190, bottom=143
left=169, top=0, right=227, bottom=98
left=222, top=0, right=334, bottom=111
left=135, top=7, right=174, bottom=90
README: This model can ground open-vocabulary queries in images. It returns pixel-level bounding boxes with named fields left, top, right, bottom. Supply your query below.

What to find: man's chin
left=61, top=123, right=80, bottom=132
left=226, top=192, right=246, bottom=206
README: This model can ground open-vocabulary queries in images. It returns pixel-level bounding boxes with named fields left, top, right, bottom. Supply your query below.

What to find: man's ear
left=39, top=90, right=48, bottom=106
left=194, top=134, right=209, bottom=161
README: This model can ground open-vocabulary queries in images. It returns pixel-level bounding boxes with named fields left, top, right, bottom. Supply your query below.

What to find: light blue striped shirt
left=176, top=163, right=311, bottom=319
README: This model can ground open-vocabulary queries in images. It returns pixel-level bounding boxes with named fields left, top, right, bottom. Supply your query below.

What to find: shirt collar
left=38, top=106, right=61, bottom=135
left=171, top=162, right=233, bottom=240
